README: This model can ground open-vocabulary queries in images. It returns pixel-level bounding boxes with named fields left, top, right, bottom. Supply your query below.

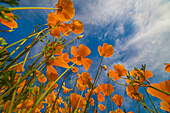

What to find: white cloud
left=77, top=0, right=170, bottom=80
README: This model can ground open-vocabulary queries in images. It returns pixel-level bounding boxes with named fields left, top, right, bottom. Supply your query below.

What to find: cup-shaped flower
left=97, top=93, right=105, bottom=102
left=70, top=93, right=86, bottom=109
left=77, top=72, right=93, bottom=91
left=108, top=64, right=127, bottom=81
left=70, top=19, right=84, bottom=34
left=99, top=83, right=114, bottom=97
left=112, top=94, right=123, bottom=108
left=0, top=11, right=18, bottom=29
left=98, top=43, right=114, bottom=57
left=71, top=44, right=92, bottom=71
left=71, top=66, right=78, bottom=73
left=55, top=0, right=75, bottom=22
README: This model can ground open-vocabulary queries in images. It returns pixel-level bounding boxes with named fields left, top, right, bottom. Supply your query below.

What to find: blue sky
left=1, top=0, right=170, bottom=112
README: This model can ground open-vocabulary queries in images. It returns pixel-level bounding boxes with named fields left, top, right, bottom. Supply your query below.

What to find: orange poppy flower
left=71, top=66, right=78, bottom=73
left=47, top=12, right=71, bottom=38
left=55, top=0, right=75, bottom=22
left=0, top=11, right=18, bottom=29
left=77, top=72, right=93, bottom=87
left=99, top=83, right=114, bottom=97
left=98, top=104, right=106, bottom=112
left=98, top=43, right=114, bottom=57
left=165, top=64, right=170, bottom=73
left=97, top=93, right=105, bottom=102
left=112, top=94, right=123, bottom=107
left=70, top=44, right=92, bottom=71
left=70, top=19, right=84, bottom=34
left=126, top=84, right=143, bottom=101
left=147, top=80, right=170, bottom=103
left=70, top=93, right=86, bottom=109
left=160, top=100, right=170, bottom=112
left=130, top=69, right=153, bottom=82
left=108, top=64, right=127, bottom=81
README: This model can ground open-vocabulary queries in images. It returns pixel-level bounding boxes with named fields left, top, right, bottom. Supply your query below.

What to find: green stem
left=137, top=101, right=140, bottom=113
left=84, top=56, right=104, bottom=113
left=9, top=7, right=57, bottom=11
left=143, top=87, right=159, bottom=113
left=51, top=71, right=72, bottom=112
left=149, top=85, right=170, bottom=96
left=110, top=95, right=114, bottom=112
left=133, top=99, right=138, bottom=113
left=27, top=62, right=77, bottom=113
left=74, top=84, right=85, bottom=113
left=106, top=96, right=107, bottom=113
left=93, top=56, right=104, bottom=86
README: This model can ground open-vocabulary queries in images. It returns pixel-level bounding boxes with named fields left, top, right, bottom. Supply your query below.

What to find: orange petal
left=108, top=69, right=120, bottom=80
left=50, top=27, right=61, bottom=38
left=112, top=94, right=123, bottom=107
left=62, top=53, right=70, bottom=63
left=165, top=64, right=170, bottom=73
left=71, top=19, right=84, bottom=34
left=49, top=56, right=69, bottom=68
left=160, top=101, right=170, bottom=112
left=98, top=104, right=106, bottom=112
left=79, top=44, right=91, bottom=57
left=90, top=98, right=94, bottom=106
left=46, top=65, right=58, bottom=81
left=97, top=93, right=105, bottom=102
left=38, top=75, right=47, bottom=83
left=144, top=70, right=153, bottom=79
left=59, top=23, right=71, bottom=36
left=71, top=46, right=78, bottom=57
left=114, top=64, right=124, bottom=73
left=71, top=66, right=78, bottom=73
left=0, top=12, right=18, bottom=29
left=98, top=45, right=103, bottom=56
left=81, top=58, right=92, bottom=71
left=105, top=45, right=114, bottom=57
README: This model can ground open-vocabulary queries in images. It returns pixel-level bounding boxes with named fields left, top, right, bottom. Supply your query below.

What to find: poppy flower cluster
left=1, top=0, right=170, bottom=113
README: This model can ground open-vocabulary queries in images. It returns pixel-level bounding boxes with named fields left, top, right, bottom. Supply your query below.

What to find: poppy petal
left=81, top=58, right=92, bottom=71
left=46, top=65, right=58, bottom=81
left=79, top=44, right=91, bottom=57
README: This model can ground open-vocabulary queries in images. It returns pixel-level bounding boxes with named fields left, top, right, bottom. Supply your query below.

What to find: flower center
left=58, top=6, right=62, bottom=12
left=77, top=57, right=81, bottom=61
